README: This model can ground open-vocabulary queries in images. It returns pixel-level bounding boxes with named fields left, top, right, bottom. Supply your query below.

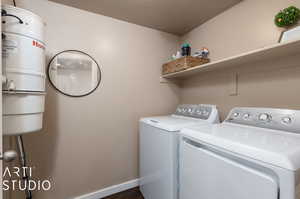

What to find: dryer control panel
left=225, top=107, right=300, bottom=134
left=174, top=104, right=216, bottom=120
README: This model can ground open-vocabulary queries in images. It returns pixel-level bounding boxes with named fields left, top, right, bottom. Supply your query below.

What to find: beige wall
left=180, top=0, right=300, bottom=119
left=181, top=0, right=300, bottom=61
left=3, top=0, right=300, bottom=198
left=2, top=0, right=179, bottom=198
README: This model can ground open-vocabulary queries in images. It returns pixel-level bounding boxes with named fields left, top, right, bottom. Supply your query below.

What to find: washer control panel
left=225, top=107, right=300, bottom=134
left=175, top=104, right=215, bottom=120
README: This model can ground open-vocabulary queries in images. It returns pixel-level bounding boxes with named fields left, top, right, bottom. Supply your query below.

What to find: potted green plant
left=275, top=6, right=300, bottom=42
left=275, top=6, right=300, bottom=27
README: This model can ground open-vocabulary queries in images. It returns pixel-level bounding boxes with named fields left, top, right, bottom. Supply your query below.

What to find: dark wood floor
left=103, top=187, right=144, bottom=199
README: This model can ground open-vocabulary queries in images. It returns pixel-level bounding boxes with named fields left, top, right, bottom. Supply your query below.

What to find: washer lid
left=140, top=116, right=204, bottom=132
left=181, top=123, right=300, bottom=171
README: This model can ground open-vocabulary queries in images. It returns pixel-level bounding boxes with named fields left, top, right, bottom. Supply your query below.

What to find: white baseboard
left=74, top=179, right=139, bottom=199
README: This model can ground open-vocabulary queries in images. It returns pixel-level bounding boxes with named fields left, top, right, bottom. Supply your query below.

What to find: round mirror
left=48, top=50, right=101, bottom=97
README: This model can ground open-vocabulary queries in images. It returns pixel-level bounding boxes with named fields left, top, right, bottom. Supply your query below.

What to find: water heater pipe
left=16, top=136, right=32, bottom=199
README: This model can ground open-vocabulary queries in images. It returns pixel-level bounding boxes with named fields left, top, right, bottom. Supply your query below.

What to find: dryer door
left=180, top=137, right=279, bottom=199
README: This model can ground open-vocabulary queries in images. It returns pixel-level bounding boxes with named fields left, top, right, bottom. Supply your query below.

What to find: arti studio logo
left=3, top=166, right=52, bottom=191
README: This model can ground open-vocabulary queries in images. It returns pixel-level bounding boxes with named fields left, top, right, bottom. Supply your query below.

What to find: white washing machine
left=139, top=104, right=220, bottom=199
left=180, top=107, right=300, bottom=199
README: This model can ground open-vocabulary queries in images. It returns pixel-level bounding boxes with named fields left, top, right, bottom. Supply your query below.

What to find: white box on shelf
left=280, top=26, right=300, bottom=43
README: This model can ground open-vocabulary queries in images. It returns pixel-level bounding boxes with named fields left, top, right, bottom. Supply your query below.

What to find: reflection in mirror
left=48, top=50, right=101, bottom=97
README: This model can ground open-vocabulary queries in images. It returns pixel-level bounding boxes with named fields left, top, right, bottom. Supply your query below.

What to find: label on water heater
left=2, top=39, right=18, bottom=57
left=32, top=40, right=45, bottom=50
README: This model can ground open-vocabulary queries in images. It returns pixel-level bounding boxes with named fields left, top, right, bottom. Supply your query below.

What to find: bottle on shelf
left=181, top=43, right=191, bottom=56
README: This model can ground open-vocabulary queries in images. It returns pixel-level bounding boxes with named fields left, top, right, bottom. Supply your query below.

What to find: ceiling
left=49, top=0, right=241, bottom=35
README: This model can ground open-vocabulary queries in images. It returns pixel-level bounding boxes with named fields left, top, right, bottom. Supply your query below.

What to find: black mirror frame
left=47, top=50, right=102, bottom=97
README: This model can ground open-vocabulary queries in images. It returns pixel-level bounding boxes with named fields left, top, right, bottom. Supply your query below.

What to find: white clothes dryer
left=139, top=104, right=220, bottom=199
left=180, top=107, right=300, bottom=199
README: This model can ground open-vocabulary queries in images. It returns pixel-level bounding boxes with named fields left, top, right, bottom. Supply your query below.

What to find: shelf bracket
left=160, top=77, right=174, bottom=84
left=229, top=73, right=238, bottom=96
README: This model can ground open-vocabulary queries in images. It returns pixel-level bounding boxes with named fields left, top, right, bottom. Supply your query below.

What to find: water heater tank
left=2, top=5, right=46, bottom=135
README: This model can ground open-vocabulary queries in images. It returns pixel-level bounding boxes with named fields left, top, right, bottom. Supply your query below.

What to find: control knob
left=233, top=112, right=239, bottom=117
left=243, top=113, right=250, bottom=120
left=282, top=117, right=292, bottom=124
left=258, top=113, right=271, bottom=122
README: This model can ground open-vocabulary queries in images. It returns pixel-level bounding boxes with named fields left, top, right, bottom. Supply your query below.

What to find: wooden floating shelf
left=162, top=39, right=300, bottom=79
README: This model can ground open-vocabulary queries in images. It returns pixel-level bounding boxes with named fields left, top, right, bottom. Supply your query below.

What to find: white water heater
left=2, top=5, right=46, bottom=135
